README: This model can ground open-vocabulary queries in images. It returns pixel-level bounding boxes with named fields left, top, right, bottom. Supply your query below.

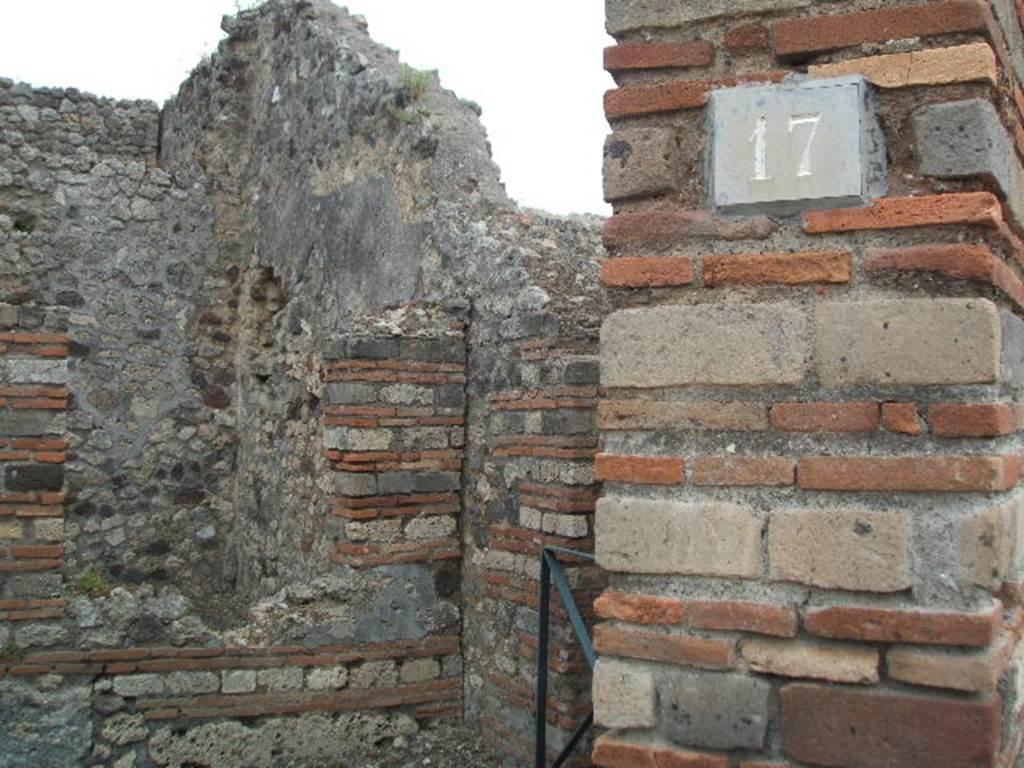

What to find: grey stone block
left=377, top=471, right=414, bottom=494
left=0, top=411, right=64, bottom=437
left=0, top=681, right=92, bottom=768
left=542, top=409, right=595, bottom=435
left=348, top=337, right=399, bottom=360
left=563, top=359, right=599, bottom=386
left=412, top=472, right=460, bottom=492
left=1000, top=311, right=1024, bottom=397
left=400, top=337, right=464, bottom=363
left=660, top=670, right=771, bottom=750
left=603, top=128, right=680, bottom=201
left=324, top=381, right=377, bottom=404
left=435, top=384, right=466, bottom=409
left=333, top=472, right=377, bottom=497
left=914, top=99, right=1022, bottom=223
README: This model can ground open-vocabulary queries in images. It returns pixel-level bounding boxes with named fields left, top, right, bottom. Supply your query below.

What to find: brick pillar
left=593, top=2, right=1024, bottom=766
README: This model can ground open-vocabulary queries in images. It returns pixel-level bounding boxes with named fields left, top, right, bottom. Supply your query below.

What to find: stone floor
left=342, top=721, right=504, bottom=768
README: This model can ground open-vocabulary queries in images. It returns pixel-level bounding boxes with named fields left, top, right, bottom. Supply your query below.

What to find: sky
left=0, top=0, right=613, bottom=215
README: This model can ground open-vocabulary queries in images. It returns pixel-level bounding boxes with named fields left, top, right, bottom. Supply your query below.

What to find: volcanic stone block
left=661, top=670, right=771, bottom=750
left=914, top=99, right=1016, bottom=202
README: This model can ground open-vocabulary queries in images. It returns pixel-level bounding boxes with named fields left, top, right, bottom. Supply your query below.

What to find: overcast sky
left=0, top=0, right=613, bottom=215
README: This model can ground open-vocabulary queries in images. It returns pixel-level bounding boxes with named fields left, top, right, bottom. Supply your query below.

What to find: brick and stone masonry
left=0, top=2, right=610, bottom=766
left=595, top=1, right=1024, bottom=767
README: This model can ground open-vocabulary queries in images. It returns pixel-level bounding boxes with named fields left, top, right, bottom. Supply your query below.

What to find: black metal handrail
left=535, top=545, right=597, bottom=768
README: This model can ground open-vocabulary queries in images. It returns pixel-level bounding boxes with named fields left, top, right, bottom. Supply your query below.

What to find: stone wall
left=593, top=1, right=1024, bottom=767
left=0, top=2, right=606, bottom=766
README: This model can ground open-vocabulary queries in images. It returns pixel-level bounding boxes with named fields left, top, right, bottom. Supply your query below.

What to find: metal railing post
left=534, top=545, right=597, bottom=768
left=535, top=550, right=552, bottom=768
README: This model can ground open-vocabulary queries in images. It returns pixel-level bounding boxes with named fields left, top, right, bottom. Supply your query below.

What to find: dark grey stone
left=411, top=472, right=461, bottom=492
left=914, top=99, right=1013, bottom=196
left=563, top=360, right=600, bottom=386
left=324, top=381, right=377, bottom=404
left=377, top=471, right=414, bottom=494
left=660, top=670, right=771, bottom=751
left=435, top=384, right=466, bottom=409
left=0, top=681, right=92, bottom=768
left=542, top=409, right=595, bottom=435
left=0, top=411, right=63, bottom=437
left=5, top=464, right=63, bottom=492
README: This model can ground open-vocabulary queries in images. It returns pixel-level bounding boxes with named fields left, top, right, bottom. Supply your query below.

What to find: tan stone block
left=769, top=507, right=910, bottom=592
left=344, top=519, right=402, bottom=543
left=593, top=657, right=656, bottom=728
left=32, top=518, right=64, bottom=541
left=596, top=496, right=764, bottom=578
left=960, top=499, right=1017, bottom=589
left=0, top=520, right=23, bottom=539
left=809, top=43, right=997, bottom=88
left=400, top=658, right=440, bottom=684
left=602, top=304, right=809, bottom=388
left=815, top=299, right=1000, bottom=386
left=888, top=638, right=1010, bottom=692
left=743, top=638, right=879, bottom=684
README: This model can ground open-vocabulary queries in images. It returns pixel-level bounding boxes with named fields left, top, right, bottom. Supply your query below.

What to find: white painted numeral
left=749, top=116, right=771, bottom=182
left=787, top=113, right=821, bottom=178
left=748, top=112, right=823, bottom=182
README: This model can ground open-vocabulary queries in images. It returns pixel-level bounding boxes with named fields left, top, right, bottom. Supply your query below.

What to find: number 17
left=748, top=112, right=822, bottom=181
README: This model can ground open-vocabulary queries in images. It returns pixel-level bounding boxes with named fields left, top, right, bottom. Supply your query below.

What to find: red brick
left=594, top=591, right=685, bottom=625
left=881, top=402, right=923, bottom=435
left=604, top=72, right=784, bottom=119
left=604, top=41, right=714, bottom=72
left=594, top=624, right=734, bottom=670
left=595, top=454, right=685, bottom=486
left=690, top=456, right=794, bottom=487
left=771, top=403, right=879, bottom=433
left=798, top=455, right=1020, bottom=492
left=594, top=735, right=730, bottom=768
left=771, top=0, right=992, bottom=57
left=725, top=24, right=770, bottom=55
left=685, top=600, right=798, bottom=638
left=603, top=210, right=775, bottom=250
left=804, top=601, right=1001, bottom=646
left=602, top=257, right=695, bottom=288
left=866, top=243, right=1024, bottom=311
left=703, top=251, right=851, bottom=286
left=781, top=683, right=1002, bottom=768
left=930, top=403, right=1017, bottom=437
left=803, top=193, right=1002, bottom=234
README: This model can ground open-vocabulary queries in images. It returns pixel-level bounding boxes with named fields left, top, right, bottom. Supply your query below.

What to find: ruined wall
left=0, top=2, right=607, bottom=766
left=592, top=1, right=1024, bottom=767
